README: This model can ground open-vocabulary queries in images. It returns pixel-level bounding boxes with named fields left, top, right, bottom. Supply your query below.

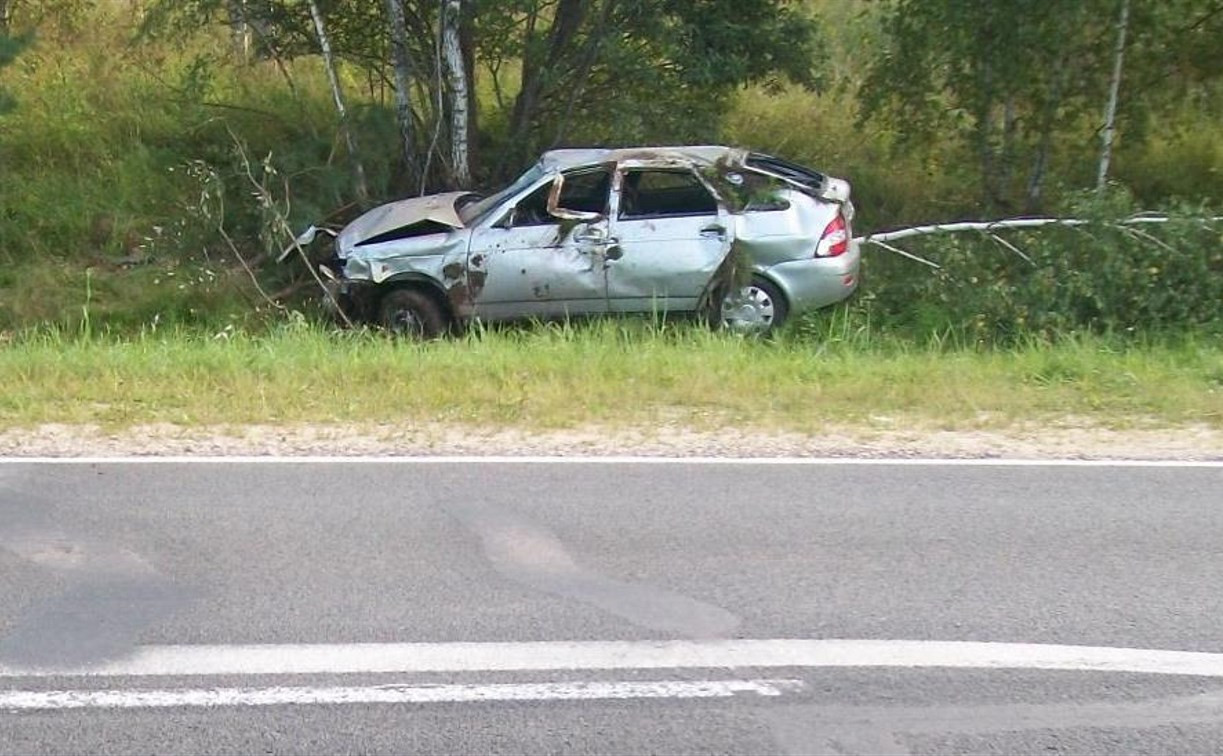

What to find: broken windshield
left=458, top=164, right=547, bottom=227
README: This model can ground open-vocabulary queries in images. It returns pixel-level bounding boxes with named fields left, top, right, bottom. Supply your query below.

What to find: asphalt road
left=1, top=458, right=1222, bottom=754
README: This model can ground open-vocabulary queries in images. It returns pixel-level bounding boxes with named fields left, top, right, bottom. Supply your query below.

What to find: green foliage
left=0, top=30, right=29, bottom=113
left=829, top=196, right=1223, bottom=345
left=0, top=0, right=1220, bottom=340
left=861, top=0, right=1119, bottom=213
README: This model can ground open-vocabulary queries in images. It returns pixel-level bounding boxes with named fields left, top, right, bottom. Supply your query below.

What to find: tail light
left=817, top=213, right=848, bottom=257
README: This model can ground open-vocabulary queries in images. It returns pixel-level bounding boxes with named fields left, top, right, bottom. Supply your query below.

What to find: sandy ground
left=1, top=421, right=1221, bottom=459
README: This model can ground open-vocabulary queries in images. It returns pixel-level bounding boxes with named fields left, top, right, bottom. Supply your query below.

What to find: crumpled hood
left=337, top=191, right=472, bottom=255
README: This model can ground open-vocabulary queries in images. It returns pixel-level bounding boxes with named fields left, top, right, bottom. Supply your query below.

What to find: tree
left=141, top=0, right=822, bottom=191
left=481, top=0, right=822, bottom=174
left=862, top=0, right=1118, bottom=213
left=383, top=0, right=417, bottom=179
left=1097, top=0, right=1130, bottom=191
left=0, top=30, right=28, bottom=114
left=441, top=0, right=469, bottom=186
left=306, top=0, right=370, bottom=204
left=862, top=0, right=1223, bottom=214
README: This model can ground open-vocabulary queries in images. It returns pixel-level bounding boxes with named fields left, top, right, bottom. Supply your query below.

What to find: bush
left=829, top=193, right=1223, bottom=344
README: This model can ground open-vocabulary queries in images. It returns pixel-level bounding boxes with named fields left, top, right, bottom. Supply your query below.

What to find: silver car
left=320, top=146, right=860, bottom=336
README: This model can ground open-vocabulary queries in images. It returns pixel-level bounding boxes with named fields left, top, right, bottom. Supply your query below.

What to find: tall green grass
left=1, top=321, right=1219, bottom=431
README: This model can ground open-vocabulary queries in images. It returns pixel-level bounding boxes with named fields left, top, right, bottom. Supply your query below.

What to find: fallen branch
left=854, top=215, right=1221, bottom=267
left=227, top=128, right=354, bottom=327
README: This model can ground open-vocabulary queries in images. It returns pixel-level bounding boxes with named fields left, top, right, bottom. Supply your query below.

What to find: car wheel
left=379, top=288, right=448, bottom=339
left=719, top=277, right=788, bottom=335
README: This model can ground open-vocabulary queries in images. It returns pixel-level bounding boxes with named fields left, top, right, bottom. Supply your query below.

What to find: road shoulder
left=1, top=421, right=1220, bottom=459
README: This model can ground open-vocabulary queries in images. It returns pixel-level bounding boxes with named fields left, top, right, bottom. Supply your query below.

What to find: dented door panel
left=466, top=222, right=609, bottom=320
left=606, top=216, right=728, bottom=313
left=605, top=167, right=730, bottom=314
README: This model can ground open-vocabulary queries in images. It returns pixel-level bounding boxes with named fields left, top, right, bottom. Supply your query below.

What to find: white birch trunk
left=308, top=0, right=370, bottom=204
left=227, top=0, right=252, bottom=61
left=1097, top=0, right=1130, bottom=192
left=384, top=0, right=417, bottom=180
left=441, top=0, right=471, bottom=187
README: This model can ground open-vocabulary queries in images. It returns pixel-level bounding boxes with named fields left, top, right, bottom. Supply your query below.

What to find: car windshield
left=458, top=164, right=547, bottom=226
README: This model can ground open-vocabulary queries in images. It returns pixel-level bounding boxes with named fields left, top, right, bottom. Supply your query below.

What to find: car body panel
left=467, top=220, right=611, bottom=319
left=604, top=163, right=731, bottom=313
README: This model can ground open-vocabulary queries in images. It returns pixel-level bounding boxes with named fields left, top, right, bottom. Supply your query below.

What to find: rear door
left=605, top=167, right=730, bottom=314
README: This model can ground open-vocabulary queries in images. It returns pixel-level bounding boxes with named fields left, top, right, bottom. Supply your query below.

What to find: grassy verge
left=1, top=321, right=1219, bottom=433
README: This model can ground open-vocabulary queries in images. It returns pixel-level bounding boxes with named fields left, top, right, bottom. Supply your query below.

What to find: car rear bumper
left=761, top=240, right=861, bottom=314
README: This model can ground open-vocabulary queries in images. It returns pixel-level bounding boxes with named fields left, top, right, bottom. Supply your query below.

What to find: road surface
left=1, top=457, right=1222, bottom=754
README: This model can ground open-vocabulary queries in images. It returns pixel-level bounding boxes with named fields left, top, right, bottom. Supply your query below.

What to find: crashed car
left=309, top=146, right=860, bottom=336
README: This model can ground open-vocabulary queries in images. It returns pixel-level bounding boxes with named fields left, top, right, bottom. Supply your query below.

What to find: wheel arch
left=378, top=274, right=456, bottom=322
left=750, top=268, right=793, bottom=312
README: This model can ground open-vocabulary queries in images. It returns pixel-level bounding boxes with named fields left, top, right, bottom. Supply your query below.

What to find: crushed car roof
left=538, top=146, right=747, bottom=172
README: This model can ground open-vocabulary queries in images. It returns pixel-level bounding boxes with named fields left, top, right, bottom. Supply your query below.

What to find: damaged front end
left=319, top=191, right=479, bottom=324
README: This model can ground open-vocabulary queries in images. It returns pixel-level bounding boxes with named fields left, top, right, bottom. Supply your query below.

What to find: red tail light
left=817, top=213, right=848, bottom=257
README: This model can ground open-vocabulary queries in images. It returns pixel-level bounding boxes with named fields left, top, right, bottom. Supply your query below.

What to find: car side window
left=512, top=168, right=612, bottom=227
left=619, top=169, right=718, bottom=220
left=512, top=183, right=553, bottom=227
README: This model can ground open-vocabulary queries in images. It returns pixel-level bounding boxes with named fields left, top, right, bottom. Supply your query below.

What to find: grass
left=1, top=320, right=1219, bottom=433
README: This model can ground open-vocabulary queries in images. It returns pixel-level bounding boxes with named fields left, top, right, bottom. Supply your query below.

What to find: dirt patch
left=1, top=421, right=1221, bottom=460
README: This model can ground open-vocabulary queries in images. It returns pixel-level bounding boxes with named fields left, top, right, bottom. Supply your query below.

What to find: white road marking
left=1, top=456, right=1221, bottom=467
left=5, top=640, right=1223, bottom=679
left=0, top=678, right=803, bottom=711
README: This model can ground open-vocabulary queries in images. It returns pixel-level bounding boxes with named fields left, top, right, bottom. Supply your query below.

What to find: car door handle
left=574, top=229, right=607, bottom=243
left=700, top=225, right=727, bottom=239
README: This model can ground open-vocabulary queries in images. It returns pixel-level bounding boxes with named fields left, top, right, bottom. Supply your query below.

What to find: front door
left=606, top=167, right=730, bottom=314
left=467, top=168, right=613, bottom=321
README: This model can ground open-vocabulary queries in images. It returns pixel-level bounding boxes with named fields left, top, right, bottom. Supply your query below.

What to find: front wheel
left=719, top=277, right=788, bottom=335
left=379, top=288, right=448, bottom=339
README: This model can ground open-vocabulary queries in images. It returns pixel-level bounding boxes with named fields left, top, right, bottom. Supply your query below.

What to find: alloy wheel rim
left=721, top=285, right=776, bottom=332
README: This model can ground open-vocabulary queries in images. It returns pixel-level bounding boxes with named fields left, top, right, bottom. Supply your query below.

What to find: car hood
left=337, top=191, right=472, bottom=255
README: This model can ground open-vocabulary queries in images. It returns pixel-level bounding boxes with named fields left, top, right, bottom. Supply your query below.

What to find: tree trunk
left=441, top=0, right=470, bottom=187
left=1025, top=56, right=1068, bottom=213
left=504, top=0, right=586, bottom=172
left=461, top=8, right=479, bottom=179
left=1097, top=0, right=1130, bottom=192
left=551, top=0, right=617, bottom=147
left=307, top=0, right=370, bottom=205
left=226, top=0, right=251, bottom=61
left=384, top=0, right=418, bottom=185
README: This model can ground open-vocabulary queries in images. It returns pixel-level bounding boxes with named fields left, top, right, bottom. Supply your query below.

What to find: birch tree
left=863, top=0, right=1118, bottom=212
left=226, top=0, right=251, bottom=59
left=306, top=0, right=369, bottom=204
left=1097, top=0, right=1130, bottom=191
left=383, top=0, right=417, bottom=181
left=440, top=0, right=469, bottom=186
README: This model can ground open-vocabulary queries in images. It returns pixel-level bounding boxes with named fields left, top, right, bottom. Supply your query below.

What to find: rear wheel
left=719, top=277, right=788, bottom=335
left=379, top=288, right=448, bottom=339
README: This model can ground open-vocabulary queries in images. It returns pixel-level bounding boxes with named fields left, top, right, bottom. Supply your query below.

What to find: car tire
left=719, top=277, right=788, bottom=335
left=379, top=287, right=448, bottom=339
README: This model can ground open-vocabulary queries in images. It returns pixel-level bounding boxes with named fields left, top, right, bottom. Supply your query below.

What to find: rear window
left=745, top=154, right=825, bottom=191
